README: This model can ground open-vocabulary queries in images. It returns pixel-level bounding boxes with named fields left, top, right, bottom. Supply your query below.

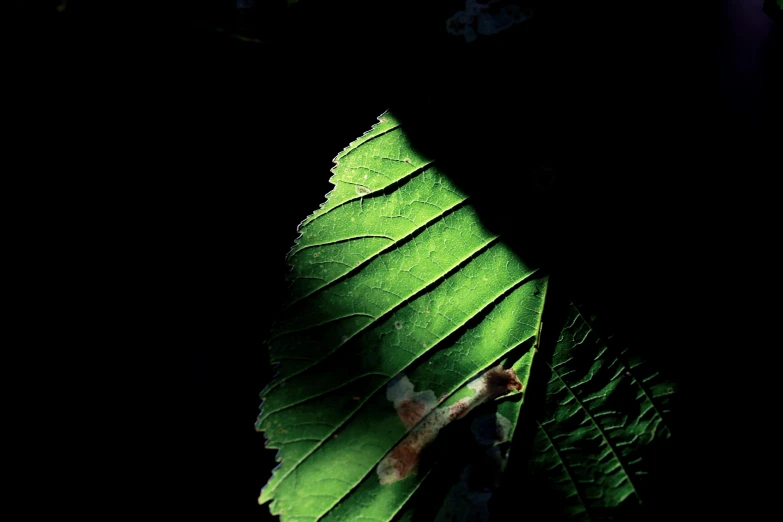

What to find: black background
left=12, top=1, right=780, bottom=519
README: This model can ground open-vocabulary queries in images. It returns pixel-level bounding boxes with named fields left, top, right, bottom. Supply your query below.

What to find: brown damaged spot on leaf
left=377, top=408, right=444, bottom=485
left=484, top=366, right=522, bottom=397
left=377, top=364, right=522, bottom=485
left=447, top=399, right=471, bottom=422
left=386, top=374, right=438, bottom=430
left=377, top=434, right=421, bottom=483
left=396, top=399, right=432, bottom=430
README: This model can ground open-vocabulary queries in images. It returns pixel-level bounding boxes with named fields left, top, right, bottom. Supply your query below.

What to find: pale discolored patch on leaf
left=386, top=374, right=438, bottom=430
left=377, top=365, right=522, bottom=485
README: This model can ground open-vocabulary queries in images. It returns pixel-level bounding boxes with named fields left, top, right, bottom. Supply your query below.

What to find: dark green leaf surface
left=529, top=303, right=673, bottom=519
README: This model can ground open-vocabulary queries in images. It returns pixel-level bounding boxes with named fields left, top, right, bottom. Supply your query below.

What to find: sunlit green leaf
left=257, top=113, right=673, bottom=521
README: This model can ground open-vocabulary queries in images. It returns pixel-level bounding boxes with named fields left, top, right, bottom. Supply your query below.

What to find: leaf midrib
left=547, top=360, right=641, bottom=503
left=572, top=303, right=671, bottom=436
left=537, top=419, right=591, bottom=519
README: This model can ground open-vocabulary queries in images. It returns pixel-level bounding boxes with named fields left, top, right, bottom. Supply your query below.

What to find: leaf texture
left=529, top=302, right=674, bottom=519
left=257, top=113, right=674, bottom=521
left=257, top=112, right=546, bottom=521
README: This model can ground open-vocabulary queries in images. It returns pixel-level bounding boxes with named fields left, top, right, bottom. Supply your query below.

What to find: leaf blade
left=528, top=302, right=674, bottom=518
left=258, top=114, right=547, bottom=519
left=258, top=113, right=674, bottom=521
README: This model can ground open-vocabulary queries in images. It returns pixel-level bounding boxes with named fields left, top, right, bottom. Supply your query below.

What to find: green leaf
left=257, top=113, right=673, bottom=521
left=529, top=302, right=673, bottom=519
